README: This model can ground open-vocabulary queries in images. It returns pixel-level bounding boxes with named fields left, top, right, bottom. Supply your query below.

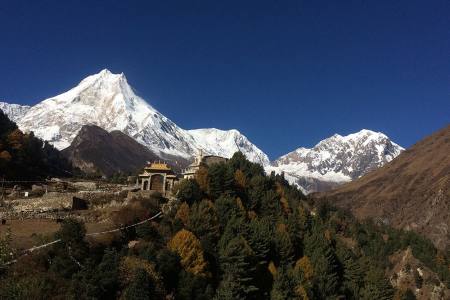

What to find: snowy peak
left=16, top=69, right=196, bottom=156
left=268, top=129, right=404, bottom=194
left=0, top=102, right=31, bottom=123
left=3, top=70, right=269, bottom=165
left=188, top=128, right=270, bottom=166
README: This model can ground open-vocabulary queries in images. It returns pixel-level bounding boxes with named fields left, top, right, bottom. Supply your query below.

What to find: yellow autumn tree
left=167, top=229, right=208, bottom=277
left=7, top=129, right=24, bottom=150
left=234, top=169, right=247, bottom=189
left=295, top=256, right=314, bottom=281
left=119, top=256, right=165, bottom=296
left=236, top=197, right=246, bottom=214
left=268, top=261, right=277, bottom=277
left=175, top=202, right=190, bottom=226
left=280, top=197, right=291, bottom=215
left=0, top=150, right=11, bottom=161
left=195, top=166, right=209, bottom=192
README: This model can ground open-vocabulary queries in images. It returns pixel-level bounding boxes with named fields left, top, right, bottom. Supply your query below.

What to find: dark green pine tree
left=122, top=268, right=156, bottom=300
left=274, top=228, right=295, bottom=266
left=304, top=225, right=339, bottom=298
left=175, top=179, right=202, bottom=205
left=215, top=195, right=242, bottom=231
left=218, top=236, right=258, bottom=299
left=247, top=217, right=272, bottom=264
left=188, top=199, right=220, bottom=255
left=360, top=268, right=394, bottom=300
left=336, top=246, right=364, bottom=299
left=214, top=272, right=246, bottom=300
left=259, top=190, right=281, bottom=220
left=247, top=217, right=273, bottom=298
left=270, top=266, right=297, bottom=300
left=70, top=248, right=120, bottom=299
left=217, top=215, right=247, bottom=252
left=208, top=163, right=226, bottom=199
left=247, top=175, right=270, bottom=211
left=223, top=165, right=236, bottom=197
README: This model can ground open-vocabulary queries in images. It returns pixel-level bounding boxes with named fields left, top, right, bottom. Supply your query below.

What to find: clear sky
left=1, top=0, right=449, bottom=159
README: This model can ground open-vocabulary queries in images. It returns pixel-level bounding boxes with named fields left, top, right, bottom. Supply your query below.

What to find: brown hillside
left=62, top=125, right=189, bottom=176
left=319, top=125, right=450, bottom=249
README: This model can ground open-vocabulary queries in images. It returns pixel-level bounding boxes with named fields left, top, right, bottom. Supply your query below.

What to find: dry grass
left=0, top=218, right=115, bottom=250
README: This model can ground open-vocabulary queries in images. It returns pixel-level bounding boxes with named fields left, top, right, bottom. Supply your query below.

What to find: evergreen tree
left=223, top=165, right=236, bottom=197
left=214, top=272, right=246, bottom=300
left=215, top=195, right=241, bottom=231
left=247, top=217, right=272, bottom=264
left=336, top=246, right=364, bottom=299
left=361, top=268, right=394, bottom=300
left=208, top=163, right=226, bottom=198
left=274, top=224, right=295, bottom=265
left=175, top=179, right=202, bottom=205
left=218, top=236, right=258, bottom=299
left=304, top=225, right=339, bottom=299
left=270, top=267, right=297, bottom=300
left=122, top=268, right=155, bottom=300
left=188, top=199, right=220, bottom=255
left=156, top=249, right=182, bottom=292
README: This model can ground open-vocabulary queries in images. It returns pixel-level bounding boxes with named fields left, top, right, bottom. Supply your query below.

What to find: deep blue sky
left=1, top=0, right=449, bottom=159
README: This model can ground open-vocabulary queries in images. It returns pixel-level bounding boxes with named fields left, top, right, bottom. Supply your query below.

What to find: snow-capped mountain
left=1, top=70, right=402, bottom=189
left=188, top=128, right=270, bottom=166
left=267, top=129, right=404, bottom=194
left=1, top=69, right=268, bottom=164
left=0, top=101, right=30, bottom=123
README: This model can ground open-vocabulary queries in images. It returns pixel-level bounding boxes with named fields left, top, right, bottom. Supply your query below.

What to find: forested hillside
left=1, top=152, right=448, bottom=299
left=0, top=110, right=71, bottom=180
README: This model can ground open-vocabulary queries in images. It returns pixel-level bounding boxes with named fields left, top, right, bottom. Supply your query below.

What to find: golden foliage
left=295, top=256, right=314, bottom=281
left=248, top=210, right=257, bottom=220
left=195, top=166, right=209, bottom=192
left=0, top=150, right=11, bottom=161
left=324, top=229, right=332, bottom=241
left=276, top=223, right=287, bottom=234
left=280, top=197, right=291, bottom=215
left=268, top=261, right=277, bottom=277
left=175, top=202, right=190, bottom=226
left=294, top=285, right=310, bottom=300
left=435, top=252, right=445, bottom=265
left=167, top=229, right=208, bottom=277
left=7, top=129, right=24, bottom=150
left=275, top=182, right=285, bottom=197
left=236, top=197, right=246, bottom=214
left=234, top=169, right=247, bottom=188
left=119, top=256, right=165, bottom=294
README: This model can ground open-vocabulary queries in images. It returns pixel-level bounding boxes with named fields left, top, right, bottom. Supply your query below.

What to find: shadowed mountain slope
left=62, top=125, right=187, bottom=176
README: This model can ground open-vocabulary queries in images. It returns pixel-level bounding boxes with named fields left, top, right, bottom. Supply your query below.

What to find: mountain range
left=267, top=130, right=404, bottom=193
left=0, top=69, right=403, bottom=193
left=318, top=125, right=450, bottom=249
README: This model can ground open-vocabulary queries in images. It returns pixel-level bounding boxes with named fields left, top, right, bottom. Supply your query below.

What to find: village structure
left=136, top=162, right=179, bottom=195
left=0, top=152, right=229, bottom=226
left=137, top=151, right=228, bottom=194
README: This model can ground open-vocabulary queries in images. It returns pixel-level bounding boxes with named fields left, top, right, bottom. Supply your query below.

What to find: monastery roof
left=144, top=162, right=173, bottom=171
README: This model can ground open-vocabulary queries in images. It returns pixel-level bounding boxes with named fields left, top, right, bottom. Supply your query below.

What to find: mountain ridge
left=1, top=69, right=402, bottom=190
left=317, top=124, right=450, bottom=249
left=267, top=129, right=404, bottom=193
